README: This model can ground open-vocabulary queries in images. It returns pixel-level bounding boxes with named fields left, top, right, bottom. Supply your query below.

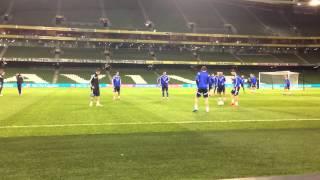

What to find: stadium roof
left=243, top=0, right=310, bottom=5
left=244, top=0, right=294, bottom=4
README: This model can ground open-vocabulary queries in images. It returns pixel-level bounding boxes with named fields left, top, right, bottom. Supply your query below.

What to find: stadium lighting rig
left=145, top=20, right=155, bottom=30
left=309, top=0, right=320, bottom=6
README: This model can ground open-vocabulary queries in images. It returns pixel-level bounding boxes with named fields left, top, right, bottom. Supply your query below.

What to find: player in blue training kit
left=157, top=72, right=170, bottom=99
left=0, top=70, right=4, bottom=96
left=89, top=68, right=102, bottom=107
left=16, top=73, right=24, bottom=96
left=250, top=74, right=257, bottom=91
left=231, top=71, right=242, bottom=106
left=193, top=66, right=210, bottom=112
left=112, top=72, right=121, bottom=100
left=216, top=72, right=226, bottom=105
left=284, top=76, right=291, bottom=95
left=240, top=75, right=245, bottom=93
left=209, top=73, right=217, bottom=96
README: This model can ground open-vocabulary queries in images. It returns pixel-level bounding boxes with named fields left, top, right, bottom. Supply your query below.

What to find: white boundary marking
left=0, top=118, right=320, bottom=129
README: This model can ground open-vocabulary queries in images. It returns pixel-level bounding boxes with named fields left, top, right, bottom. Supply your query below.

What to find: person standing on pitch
left=16, top=73, right=24, bottom=96
left=209, top=73, right=217, bottom=96
left=193, top=66, right=210, bottom=113
left=250, top=74, right=257, bottom=91
left=112, top=72, right=121, bottom=100
left=284, top=76, right=291, bottom=95
left=231, top=71, right=242, bottom=106
left=89, top=68, right=103, bottom=107
left=216, top=72, right=226, bottom=105
left=158, top=72, right=170, bottom=99
left=240, top=75, right=246, bottom=93
left=0, top=70, right=5, bottom=96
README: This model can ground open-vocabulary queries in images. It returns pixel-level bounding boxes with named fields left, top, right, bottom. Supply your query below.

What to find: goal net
left=259, top=71, right=300, bottom=89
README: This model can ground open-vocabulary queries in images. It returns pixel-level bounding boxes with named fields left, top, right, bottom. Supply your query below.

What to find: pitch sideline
left=0, top=118, right=320, bottom=129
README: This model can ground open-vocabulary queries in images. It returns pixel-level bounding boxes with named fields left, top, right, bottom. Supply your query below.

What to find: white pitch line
left=0, top=118, right=320, bottom=129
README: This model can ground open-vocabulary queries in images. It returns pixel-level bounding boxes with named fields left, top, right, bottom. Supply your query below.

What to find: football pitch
left=0, top=87, right=320, bottom=179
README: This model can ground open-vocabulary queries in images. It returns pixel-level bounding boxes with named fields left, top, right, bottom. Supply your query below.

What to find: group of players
left=1, top=67, right=289, bottom=113
left=0, top=70, right=24, bottom=97
left=88, top=66, right=262, bottom=112
left=192, top=66, right=259, bottom=112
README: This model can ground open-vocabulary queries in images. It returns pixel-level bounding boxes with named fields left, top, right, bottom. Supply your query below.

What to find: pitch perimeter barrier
left=2, top=83, right=320, bottom=88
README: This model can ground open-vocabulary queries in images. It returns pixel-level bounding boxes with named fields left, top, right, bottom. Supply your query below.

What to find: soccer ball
left=218, top=100, right=224, bottom=106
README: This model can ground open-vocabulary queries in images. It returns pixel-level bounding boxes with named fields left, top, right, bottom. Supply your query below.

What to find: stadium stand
left=10, top=0, right=57, bottom=26
left=249, top=7, right=293, bottom=36
left=4, top=46, right=54, bottom=58
left=0, top=0, right=319, bottom=35
left=103, top=0, right=145, bottom=30
left=0, top=0, right=11, bottom=20
left=4, top=67, right=55, bottom=83
left=110, top=68, right=158, bottom=84
left=112, top=48, right=151, bottom=60
left=175, top=0, right=225, bottom=33
left=272, top=53, right=306, bottom=64
left=236, top=54, right=279, bottom=63
left=300, top=53, right=320, bottom=64
left=3, top=66, right=319, bottom=84
left=60, top=0, right=101, bottom=27
left=2, top=45, right=319, bottom=65
left=139, top=0, right=189, bottom=32
left=212, top=2, right=267, bottom=35
left=155, top=50, right=194, bottom=61
left=199, top=51, right=239, bottom=62
left=61, top=48, right=105, bottom=60
left=284, top=11, right=320, bottom=36
left=58, top=68, right=100, bottom=83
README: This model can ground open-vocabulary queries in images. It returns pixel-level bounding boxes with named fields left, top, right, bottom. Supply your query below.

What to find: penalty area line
left=0, top=118, right=320, bottom=129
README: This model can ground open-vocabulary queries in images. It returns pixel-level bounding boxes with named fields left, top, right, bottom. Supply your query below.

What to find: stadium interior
left=0, top=0, right=319, bottom=85
left=1, top=0, right=320, bottom=179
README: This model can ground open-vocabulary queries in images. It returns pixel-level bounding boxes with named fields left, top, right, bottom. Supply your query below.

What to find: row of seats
left=3, top=46, right=320, bottom=64
left=1, top=0, right=320, bottom=35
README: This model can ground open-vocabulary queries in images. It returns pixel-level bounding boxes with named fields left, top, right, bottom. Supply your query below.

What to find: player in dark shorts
left=0, top=70, right=4, bottom=96
left=216, top=72, right=226, bottom=105
left=284, top=76, right=291, bottom=95
left=250, top=74, right=257, bottom=91
left=89, top=68, right=103, bottom=107
left=112, top=72, right=121, bottom=100
left=240, top=75, right=245, bottom=93
left=16, top=73, right=24, bottom=96
left=231, top=71, right=242, bottom=106
left=209, top=73, right=217, bottom=96
left=157, top=71, right=170, bottom=99
left=193, top=66, right=210, bottom=112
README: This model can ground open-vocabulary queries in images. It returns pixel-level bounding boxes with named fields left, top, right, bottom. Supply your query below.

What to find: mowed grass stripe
left=1, top=118, right=320, bottom=129
left=0, top=88, right=319, bottom=137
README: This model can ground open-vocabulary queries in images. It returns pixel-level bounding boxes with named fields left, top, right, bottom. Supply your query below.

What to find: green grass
left=0, top=88, right=320, bottom=179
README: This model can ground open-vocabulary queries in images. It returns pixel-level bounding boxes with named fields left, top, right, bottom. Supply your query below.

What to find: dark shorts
left=231, top=87, right=240, bottom=96
left=91, top=87, right=100, bottom=97
left=162, top=86, right=168, bottom=91
left=251, top=84, right=256, bottom=88
left=217, top=86, right=225, bottom=94
left=284, top=85, right=290, bottom=90
left=196, top=88, right=209, bottom=98
left=114, top=86, right=121, bottom=93
left=0, top=81, right=3, bottom=87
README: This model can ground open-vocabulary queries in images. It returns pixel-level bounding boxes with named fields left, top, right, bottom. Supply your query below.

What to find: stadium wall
left=3, top=83, right=320, bottom=88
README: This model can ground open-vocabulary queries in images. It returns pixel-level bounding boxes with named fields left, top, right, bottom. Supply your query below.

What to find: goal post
left=259, top=71, right=300, bottom=89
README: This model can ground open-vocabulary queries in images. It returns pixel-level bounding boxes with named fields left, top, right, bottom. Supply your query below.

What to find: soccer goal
left=259, top=71, right=300, bottom=89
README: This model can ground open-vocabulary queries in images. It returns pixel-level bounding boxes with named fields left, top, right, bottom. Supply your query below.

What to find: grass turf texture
left=0, top=88, right=320, bottom=179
